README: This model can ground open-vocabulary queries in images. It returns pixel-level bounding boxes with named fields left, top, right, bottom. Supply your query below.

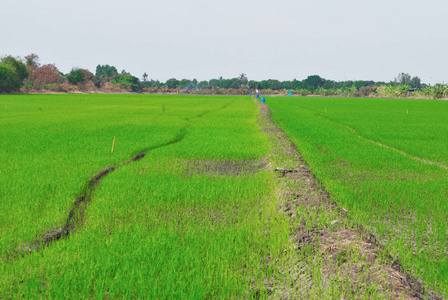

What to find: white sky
left=1, top=0, right=447, bottom=84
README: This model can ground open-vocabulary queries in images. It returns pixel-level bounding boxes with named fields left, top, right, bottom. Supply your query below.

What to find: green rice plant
left=0, top=94, right=297, bottom=298
left=266, top=96, right=448, bottom=296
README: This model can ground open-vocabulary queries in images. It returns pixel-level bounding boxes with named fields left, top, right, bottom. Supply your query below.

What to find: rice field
left=266, top=96, right=448, bottom=295
left=0, top=94, right=296, bottom=298
left=1, top=94, right=447, bottom=298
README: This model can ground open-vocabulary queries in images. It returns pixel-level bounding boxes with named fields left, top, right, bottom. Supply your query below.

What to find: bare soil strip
left=184, top=158, right=268, bottom=176
left=258, top=103, right=440, bottom=299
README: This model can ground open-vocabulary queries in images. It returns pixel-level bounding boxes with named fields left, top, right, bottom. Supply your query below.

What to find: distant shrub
left=431, top=84, right=448, bottom=99
left=32, top=64, right=62, bottom=89
left=112, top=74, right=141, bottom=92
left=67, top=69, right=93, bottom=85
left=0, top=56, right=29, bottom=93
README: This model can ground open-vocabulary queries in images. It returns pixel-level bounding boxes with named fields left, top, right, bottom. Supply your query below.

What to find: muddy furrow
left=258, top=103, right=441, bottom=299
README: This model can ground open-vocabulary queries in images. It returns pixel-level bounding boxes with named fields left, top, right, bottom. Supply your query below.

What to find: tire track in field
left=313, top=113, right=448, bottom=170
left=5, top=100, right=235, bottom=260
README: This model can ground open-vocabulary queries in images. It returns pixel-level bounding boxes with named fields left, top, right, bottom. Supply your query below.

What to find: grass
left=0, top=94, right=294, bottom=298
left=0, top=94, right=268, bottom=254
left=2, top=94, right=446, bottom=298
left=266, top=96, right=448, bottom=295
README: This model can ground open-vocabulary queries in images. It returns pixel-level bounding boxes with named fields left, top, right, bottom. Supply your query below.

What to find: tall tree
left=25, top=53, right=40, bottom=70
left=410, top=76, right=422, bottom=89
left=95, top=65, right=118, bottom=78
left=238, top=73, right=248, bottom=89
left=165, top=78, right=179, bottom=89
left=303, top=75, right=325, bottom=91
left=142, top=72, right=148, bottom=86
left=395, top=73, right=411, bottom=86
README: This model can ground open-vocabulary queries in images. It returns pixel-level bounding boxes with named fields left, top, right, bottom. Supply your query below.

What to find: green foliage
left=395, top=72, right=411, bottom=86
left=2, top=56, right=28, bottom=82
left=165, top=78, right=179, bottom=89
left=395, top=73, right=422, bottom=89
left=0, top=52, right=439, bottom=96
left=0, top=65, right=21, bottom=93
left=178, top=78, right=190, bottom=88
left=95, top=64, right=118, bottom=78
left=431, top=84, right=448, bottom=99
left=267, top=96, right=448, bottom=295
left=66, top=68, right=92, bottom=84
left=196, top=80, right=209, bottom=90
left=410, top=76, right=421, bottom=89
left=0, top=56, right=29, bottom=93
left=302, top=75, right=325, bottom=91
left=112, top=74, right=141, bottom=92
left=0, top=95, right=284, bottom=298
left=375, top=84, right=412, bottom=97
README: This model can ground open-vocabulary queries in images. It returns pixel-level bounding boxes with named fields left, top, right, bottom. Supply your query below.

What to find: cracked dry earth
left=258, top=102, right=436, bottom=299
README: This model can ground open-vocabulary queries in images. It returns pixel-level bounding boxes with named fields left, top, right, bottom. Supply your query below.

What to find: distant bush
left=0, top=56, right=29, bottom=93
left=430, top=84, right=448, bottom=99
left=112, top=74, right=141, bottom=92
left=32, top=64, right=62, bottom=90
left=67, top=69, right=93, bottom=85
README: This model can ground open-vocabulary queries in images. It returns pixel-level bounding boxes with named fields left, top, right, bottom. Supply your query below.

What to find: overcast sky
left=1, top=0, right=447, bottom=84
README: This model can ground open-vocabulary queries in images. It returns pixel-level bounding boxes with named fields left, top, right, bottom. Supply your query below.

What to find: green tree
left=0, top=65, right=19, bottom=93
left=178, top=79, right=190, bottom=89
left=2, top=56, right=28, bottom=83
left=395, top=73, right=411, bottom=86
left=303, top=75, right=325, bottom=91
left=197, top=80, right=209, bottom=89
left=0, top=56, right=29, bottom=93
left=142, top=72, right=148, bottom=87
left=238, top=73, right=248, bottom=89
left=112, top=74, right=141, bottom=92
left=165, top=78, right=180, bottom=89
left=249, top=80, right=260, bottom=90
left=67, top=68, right=93, bottom=84
left=209, top=79, right=219, bottom=88
left=95, top=65, right=118, bottom=78
left=410, top=76, right=421, bottom=89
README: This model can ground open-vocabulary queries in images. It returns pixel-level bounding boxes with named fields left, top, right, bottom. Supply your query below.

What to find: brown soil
left=184, top=158, right=268, bottom=176
left=257, top=103, right=439, bottom=299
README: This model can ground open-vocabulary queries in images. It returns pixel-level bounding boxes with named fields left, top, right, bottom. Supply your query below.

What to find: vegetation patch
left=266, top=96, right=448, bottom=297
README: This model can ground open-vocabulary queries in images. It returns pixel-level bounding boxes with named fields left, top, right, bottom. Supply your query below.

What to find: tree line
left=1, top=53, right=447, bottom=99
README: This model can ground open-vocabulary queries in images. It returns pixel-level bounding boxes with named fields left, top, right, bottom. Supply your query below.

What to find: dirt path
left=258, top=102, right=438, bottom=299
